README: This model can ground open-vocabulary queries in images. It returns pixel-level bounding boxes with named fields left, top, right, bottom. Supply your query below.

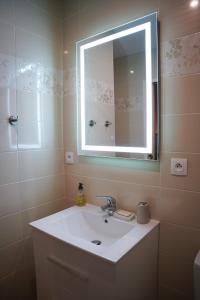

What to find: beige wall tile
left=159, top=285, right=191, bottom=300
left=0, top=152, right=18, bottom=185
left=0, top=183, right=20, bottom=217
left=15, top=28, right=45, bottom=63
left=160, top=0, right=200, bottom=41
left=22, top=199, right=66, bottom=238
left=63, top=0, right=79, bottom=19
left=16, top=91, right=44, bottom=123
left=159, top=250, right=193, bottom=298
left=20, top=174, right=65, bottom=210
left=16, top=238, right=35, bottom=271
left=17, top=121, right=45, bottom=151
left=43, top=118, right=63, bottom=150
left=160, top=222, right=200, bottom=263
left=0, top=120, right=17, bottom=152
left=0, top=241, right=23, bottom=279
left=163, top=75, right=200, bottom=115
left=0, top=88, right=16, bottom=121
left=65, top=173, right=161, bottom=214
left=14, top=0, right=62, bottom=42
left=0, top=21, right=15, bottom=55
left=161, top=153, right=200, bottom=192
left=163, top=115, right=200, bottom=153
left=18, top=149, right=64, bottom=180
left=157, top=188, right=200, bottom=228
left=63, top=96, right=77, bottom=148
left=0, top=0, right=14, bottom=24
left=16, top=27, right=62, bottom=69
left=43, top=94, right=63, bottom=123
left=0, top=213, right=22, bottom=248
left=79, top=0, right=159, bottom=40
left=29, top=0, right=64, bottom=19
left=0, top=266, right=36, bottom=300
left=63, top=15, right=80, bottom=45
left=65, top=156, right=161, bottom=186
left=63, top=43, right=76, bottom=69
left=17, top=95, right=63, bottom=152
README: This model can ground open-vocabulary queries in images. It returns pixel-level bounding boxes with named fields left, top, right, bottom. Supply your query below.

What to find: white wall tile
left=17, top=120, right=45, bottom=151
left=16, top=91, right=44, bottom=122
left=14, top=0, right=62, bottom=41
left=15, top=28, right=45, bottom=63
left=0, top=183, right=20, bottom=217
left=0, top=152, right=18, bottom=185
left=29, top=0, right=64, bottom=18
left=0, top=241, right=23, bottom=279
left=0, top=88, right=16, bottom=121
left=0, top=21, right=15, bottom=56
left=0, top=120, right=17, bottom=152
left=0, top=54, right=15, bottom=89
left=20, top=174, right=65, bottom=210
left=18, top=149, right=64, bottom=180
left=0, top=0, right=14, bottom=24
left=0, top=213, right=22, bottom=248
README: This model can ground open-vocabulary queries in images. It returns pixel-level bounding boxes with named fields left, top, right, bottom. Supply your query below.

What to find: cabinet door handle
left=47, top=255, right=89, bottom=282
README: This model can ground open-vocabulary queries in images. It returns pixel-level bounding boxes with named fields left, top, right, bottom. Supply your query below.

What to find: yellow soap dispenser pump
left=75, top=182, right=86, bottom=206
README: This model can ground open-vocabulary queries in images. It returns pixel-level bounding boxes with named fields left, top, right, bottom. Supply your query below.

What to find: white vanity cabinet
left=32, top=223, right=159, bottom=300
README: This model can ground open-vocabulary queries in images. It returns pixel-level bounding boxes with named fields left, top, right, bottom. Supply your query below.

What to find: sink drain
left=91, top=240, right=102, bottom=245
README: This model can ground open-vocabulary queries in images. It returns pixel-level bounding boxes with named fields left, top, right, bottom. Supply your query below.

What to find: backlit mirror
left=77, top=12, right=159, bottom=160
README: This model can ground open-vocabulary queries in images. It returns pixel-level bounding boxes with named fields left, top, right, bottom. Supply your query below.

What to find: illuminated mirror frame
left=77, top=12, right=159, bottom=159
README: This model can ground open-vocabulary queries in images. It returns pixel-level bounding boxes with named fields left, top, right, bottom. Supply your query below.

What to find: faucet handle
left=96, top=196, right=117, bottom=209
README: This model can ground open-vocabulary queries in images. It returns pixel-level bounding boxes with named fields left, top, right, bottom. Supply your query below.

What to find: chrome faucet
left=96, top=196, right=117, bottom=216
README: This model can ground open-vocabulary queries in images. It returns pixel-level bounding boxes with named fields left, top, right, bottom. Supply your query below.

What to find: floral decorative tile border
left=0, top=54, right=63, bottom=96
left=164, top=31, right=200, bottom=76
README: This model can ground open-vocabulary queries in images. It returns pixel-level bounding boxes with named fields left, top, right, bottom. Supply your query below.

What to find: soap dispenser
left=75, top=182, right=86, bottom=206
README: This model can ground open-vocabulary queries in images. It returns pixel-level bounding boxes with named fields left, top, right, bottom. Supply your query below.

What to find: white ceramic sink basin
left=30, top=204, right=159, bottom=263
left=53, top=209, right=134, bottom=246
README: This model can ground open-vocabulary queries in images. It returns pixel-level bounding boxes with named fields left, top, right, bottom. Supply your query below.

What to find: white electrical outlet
left=65, top=152, right=74, bottom=164
left=171, top=158, right=187, bottom=176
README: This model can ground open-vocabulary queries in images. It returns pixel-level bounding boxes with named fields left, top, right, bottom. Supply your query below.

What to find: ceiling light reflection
left=190, top=0, right=199, bottom=8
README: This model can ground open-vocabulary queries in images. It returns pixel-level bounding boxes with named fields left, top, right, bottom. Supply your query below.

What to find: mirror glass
left=77, top=12, right=159, bottom=160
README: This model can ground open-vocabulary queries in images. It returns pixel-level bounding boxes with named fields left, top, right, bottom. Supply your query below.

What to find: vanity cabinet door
left=47, top=255, right=89, bottom=300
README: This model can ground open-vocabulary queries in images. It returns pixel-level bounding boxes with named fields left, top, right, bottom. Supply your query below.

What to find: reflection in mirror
left=17, top=63, right=42, bottom=150
left=77, top=12, right=159, bottom=160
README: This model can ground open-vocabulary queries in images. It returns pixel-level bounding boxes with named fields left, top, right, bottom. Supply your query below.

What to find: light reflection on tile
left=0, top=120, right=17, bottom=152
left=0, top=88, right=16, bottom=121
left=16, top=58, right=63, bottom=95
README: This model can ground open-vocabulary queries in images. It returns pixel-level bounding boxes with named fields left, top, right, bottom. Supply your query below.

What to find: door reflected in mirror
left=77, top=12, right=159, bottom=160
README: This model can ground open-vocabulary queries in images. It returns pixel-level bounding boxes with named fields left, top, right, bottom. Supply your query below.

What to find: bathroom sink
left=30, top=204, right=159, bottom=263
left=51, top=209, right=134, bottom=245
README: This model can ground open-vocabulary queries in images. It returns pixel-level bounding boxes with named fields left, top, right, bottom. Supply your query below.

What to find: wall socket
left=171, top=158, right=188, bottom=176
left=65, top=152, right=74, bottom=164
